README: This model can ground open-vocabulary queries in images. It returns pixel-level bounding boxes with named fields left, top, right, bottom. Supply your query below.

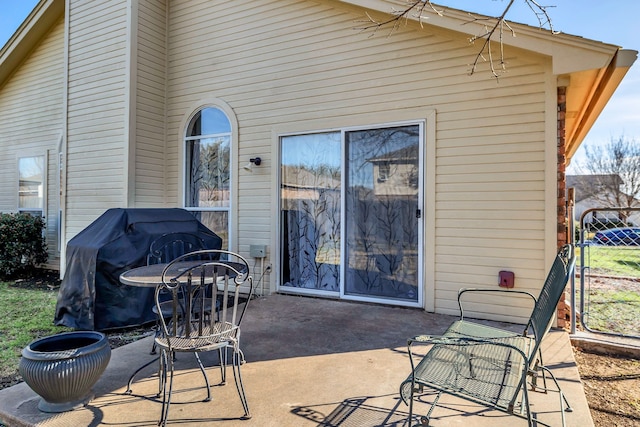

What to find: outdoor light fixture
left=243, top=157, right=262, bottom=172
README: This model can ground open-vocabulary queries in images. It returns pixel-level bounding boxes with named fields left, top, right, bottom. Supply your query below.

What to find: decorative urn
left=19, top=331, right=111, bottom=413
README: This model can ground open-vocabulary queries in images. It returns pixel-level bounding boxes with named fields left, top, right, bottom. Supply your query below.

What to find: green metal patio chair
left=400, top=244, right=576, bottom=426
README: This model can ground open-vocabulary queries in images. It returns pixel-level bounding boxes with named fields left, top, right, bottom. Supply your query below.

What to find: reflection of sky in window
left=199, top=108, right=231, bottom=135
left=348, top=127, right=418, bottom=164
left=19, top=156, right=44, bottom=180
left=281, top=132, right=341, bottom=168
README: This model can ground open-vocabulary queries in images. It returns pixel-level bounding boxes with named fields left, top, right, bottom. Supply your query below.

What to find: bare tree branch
left=525, top=0, right=557, bottom=33
left=580, top=136, right=640, bottom=222
left=355, top=0, right=557, bottom=79
left=354, top=1, right=443, bottom=38
left=465, top=0, right=516, bottom=77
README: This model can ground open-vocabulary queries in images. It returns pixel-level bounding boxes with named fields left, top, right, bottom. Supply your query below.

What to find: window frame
left=17, top=153, right=46, bottom=218
left=181, top=101, right=238, bottom=251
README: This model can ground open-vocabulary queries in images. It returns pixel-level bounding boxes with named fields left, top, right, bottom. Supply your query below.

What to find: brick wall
left=557, top=86, right=569, bottom=328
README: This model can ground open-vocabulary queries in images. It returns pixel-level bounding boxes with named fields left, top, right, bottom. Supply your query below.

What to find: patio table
left=119, top=260, right=246, bottom=393
left=120, top=260, right=245, bottom=287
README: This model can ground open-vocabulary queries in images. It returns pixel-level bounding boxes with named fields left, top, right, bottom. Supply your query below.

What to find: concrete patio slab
left=0, top=294, right=593, bottom=426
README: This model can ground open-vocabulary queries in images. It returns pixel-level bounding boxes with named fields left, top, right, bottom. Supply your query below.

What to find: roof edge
left=566, top=49, right=638, bottom=161
left=0, top=0, right=64, bottom=87
left=344, top=0, right=621, bottom=74
left=344, top=1, right=635, bottom=160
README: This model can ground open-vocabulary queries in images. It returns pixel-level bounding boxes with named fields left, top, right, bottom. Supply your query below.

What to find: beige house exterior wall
left=0, top=16, right=65, bottom=268
left=133, top=0, right=168, bottom=207
left=1, top=0, right=631, bottom=323
left=64, top=0, right=129, bottom=238
left=162, top=0, right=553, bottom=323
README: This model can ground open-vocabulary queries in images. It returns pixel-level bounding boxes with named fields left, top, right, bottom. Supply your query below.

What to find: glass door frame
left=339, top=122, right=424, bottom=308
left=277, top=120, right=425, bottom=308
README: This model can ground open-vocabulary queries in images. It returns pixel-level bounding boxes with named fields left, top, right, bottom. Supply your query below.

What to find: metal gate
left=577, top=207, right=640, bottom=338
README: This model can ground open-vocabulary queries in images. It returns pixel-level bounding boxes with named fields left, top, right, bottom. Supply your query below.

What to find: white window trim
left=17, top=152, right=47, bottom=217
left=180, top=99, right=239, bottom=251
left=276, top=119, right=427, bottom=309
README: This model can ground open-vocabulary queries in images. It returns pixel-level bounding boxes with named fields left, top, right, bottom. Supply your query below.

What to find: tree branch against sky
left=355, top=0, right=556, bottom=79
left=578, top=136, right=640, bottom=220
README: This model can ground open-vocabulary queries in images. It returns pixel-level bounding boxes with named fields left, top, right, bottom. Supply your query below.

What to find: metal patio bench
left=400, top=244, right=576, bottom=426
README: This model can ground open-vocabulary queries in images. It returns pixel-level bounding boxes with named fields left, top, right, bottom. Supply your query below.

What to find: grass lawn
left=0, top=280, right=71, bottom=378
left=583, top=289, right=640, bottom=335
left=580, top=245, right=640, bottom=276
left=577, top=245, right=640, bottom=336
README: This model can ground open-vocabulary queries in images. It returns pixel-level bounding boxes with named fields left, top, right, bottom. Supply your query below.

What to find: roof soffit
left=564, top=49, right=637, bottom=160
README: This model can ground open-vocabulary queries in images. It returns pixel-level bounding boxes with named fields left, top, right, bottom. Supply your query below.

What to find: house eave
left=564, top=49, right=637, bottom=162
left=345, top=0, right=622, bottom=70
left=0, top=0, right=64, bottom=88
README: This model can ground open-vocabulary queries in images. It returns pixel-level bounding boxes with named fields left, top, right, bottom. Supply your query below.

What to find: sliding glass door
left=280, top=123, right=422, bottom=306
left=344, top=126, right=421, bottom=303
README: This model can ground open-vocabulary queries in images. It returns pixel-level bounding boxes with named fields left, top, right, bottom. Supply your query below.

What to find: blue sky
left=1, top=0, right=638, bottom=172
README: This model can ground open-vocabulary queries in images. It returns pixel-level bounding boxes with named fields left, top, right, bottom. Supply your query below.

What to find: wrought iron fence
left=576, top=207, right=640, bottom=339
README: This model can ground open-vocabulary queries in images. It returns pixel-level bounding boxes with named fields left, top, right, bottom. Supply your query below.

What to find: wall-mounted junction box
left=249, top=244, right=267, bottom=258
left=499, top=270, right=515, bottom=288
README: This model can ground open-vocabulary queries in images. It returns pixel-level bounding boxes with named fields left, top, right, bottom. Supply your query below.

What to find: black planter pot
left=19, top=331, right=111, bottom=413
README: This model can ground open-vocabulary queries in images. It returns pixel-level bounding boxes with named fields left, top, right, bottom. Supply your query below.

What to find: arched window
left=184, top=107, right=231, bottom=249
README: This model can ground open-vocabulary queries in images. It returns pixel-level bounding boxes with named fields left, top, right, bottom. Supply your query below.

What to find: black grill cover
left=54, top=208, right=222, bottom=331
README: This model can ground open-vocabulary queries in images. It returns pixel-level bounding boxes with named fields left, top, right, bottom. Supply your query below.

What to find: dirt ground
left=572, top=347, right=640, bottom=426
left=2, top=271, right=639, bottom=425
left=572, top=274, right=640, bottom=425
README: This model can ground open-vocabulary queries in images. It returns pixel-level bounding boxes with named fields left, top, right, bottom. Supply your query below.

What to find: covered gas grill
left=54, top=208, right=222, bottom=331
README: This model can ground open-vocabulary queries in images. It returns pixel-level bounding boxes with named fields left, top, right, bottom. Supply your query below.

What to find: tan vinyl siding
left=134, top=0, right=167, bottom=206
left=162, top=0, right=551, bottom=322
left=0, top=17, right=64, bottom=268
left=65, top=0, right=128, bottom=237
left=434, top=65, right=548, bottom=322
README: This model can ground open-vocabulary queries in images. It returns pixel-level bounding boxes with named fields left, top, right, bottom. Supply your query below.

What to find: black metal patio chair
left=146, top=232, right=207, bottom=355
left=155, top=249, right=254, bottom=426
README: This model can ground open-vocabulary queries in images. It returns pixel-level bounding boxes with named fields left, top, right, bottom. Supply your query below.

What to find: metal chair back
left=154, top=249, right=254, bottom=424
left=158, top=250, right=252, bottom=347
left=526, top=244, right=576, bottom=363
left=147, top=232, right=207, bottom=265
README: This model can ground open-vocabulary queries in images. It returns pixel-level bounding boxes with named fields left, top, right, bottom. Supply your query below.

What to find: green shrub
left=0, top=213, right=48, bottom=279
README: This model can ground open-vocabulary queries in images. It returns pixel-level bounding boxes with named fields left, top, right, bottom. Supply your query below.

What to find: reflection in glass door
left=344, top=126, right=421, bottom=303
left=280, top=132, right=342, bottom=294
left=279, top=124, right=422, bottom=305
